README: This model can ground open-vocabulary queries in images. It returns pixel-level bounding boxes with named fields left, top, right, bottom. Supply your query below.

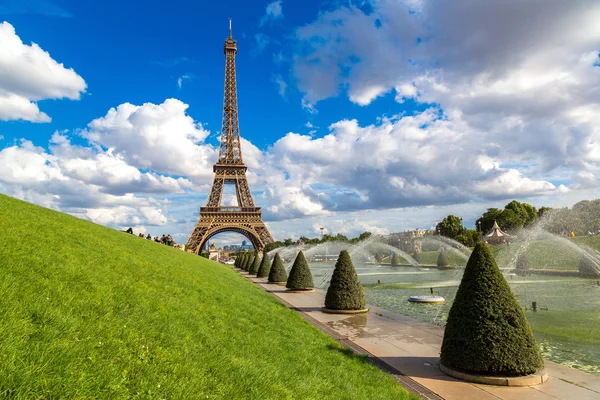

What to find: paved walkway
left=242, top=273, right=600, bottom=400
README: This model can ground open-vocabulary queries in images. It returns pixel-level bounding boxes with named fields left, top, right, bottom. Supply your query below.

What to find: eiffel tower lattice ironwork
left=186, top=20, right=274, bottom=254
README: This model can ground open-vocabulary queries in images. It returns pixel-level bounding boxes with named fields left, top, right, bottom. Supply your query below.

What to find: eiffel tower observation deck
left=186, top=20, right=274, bottom=254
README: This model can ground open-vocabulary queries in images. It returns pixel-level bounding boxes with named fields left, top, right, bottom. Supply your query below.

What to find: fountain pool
left=329, top=264, right=600, bottom=375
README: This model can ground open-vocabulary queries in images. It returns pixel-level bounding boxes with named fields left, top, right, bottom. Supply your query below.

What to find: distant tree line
left=436, top=198, right=600, bottom=246
left=264, top=231, right=373, bottom=252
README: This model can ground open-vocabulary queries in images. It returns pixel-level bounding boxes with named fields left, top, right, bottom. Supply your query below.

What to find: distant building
left=386, top=229, right=431, bottom=253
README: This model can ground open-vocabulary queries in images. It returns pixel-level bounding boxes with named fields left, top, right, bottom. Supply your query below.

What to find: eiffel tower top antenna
left=218, top=17, right=243, bottom=165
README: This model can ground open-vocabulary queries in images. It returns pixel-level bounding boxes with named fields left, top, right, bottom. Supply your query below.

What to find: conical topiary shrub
left=245, top=254, right=254, bottom=272
left=249, top=251, right=261, bottom=275
left=241, top=254, right=249, bottom=270
left=286, top=251, right=314, bottom=291
left=440, top=243, right=544, bottom=377
left=324, top=250, right=367, bottom=312
left=579, top=254, right=600, bottom=278
left=437, top=248, right=448, bottom=267
left=256, top=250, right=272, bottom=278
left=391, top=253, right=399, bottom=266
left=268, top=253, right=287, bottom=284
left=515, top=252, right=530, bottom=275
left=412, top=252, right=421, bottom=265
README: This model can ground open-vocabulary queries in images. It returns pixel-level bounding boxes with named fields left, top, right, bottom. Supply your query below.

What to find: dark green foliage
left=238, top=254, right=246, bottom=270
left=286, top=251, right=314, bottom=290
left=325, top=250, right=366, bottom=311
left=437, top=249, right=448, bottom=267
left=268, top=253, right=287, bottom=283
left=256, top=251, right=272, bottom=278
left=245, top=255, right=254, bottom=272
left=436, top=215, right=463, bottom=239
left=248, top=251, right=260, bottom=275
left=579, top=254, right=600, bottom=277
left=391, top=253, right=399, bottom=266
left=440, top=243, right=544, bottom=376
left=412, top=252, right=421, bottom=264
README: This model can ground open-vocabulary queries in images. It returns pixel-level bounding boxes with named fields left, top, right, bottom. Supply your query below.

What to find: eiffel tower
left=186, top=20, right=274, bottom=254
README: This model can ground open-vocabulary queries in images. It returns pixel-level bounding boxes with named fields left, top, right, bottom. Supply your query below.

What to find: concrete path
left=242, top=273, right=600, bottom=400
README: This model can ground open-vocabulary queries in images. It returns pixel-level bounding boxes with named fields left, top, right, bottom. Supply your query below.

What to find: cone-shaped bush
left=245, top=255, right=254, bottom=272
left=268, top=253, right=287, bottom=283
left=257, top=250, right=272, bottom=278
left=515, top=252, right=529, bottom=275
left=579, top=254, right=600, bottom=277
left=241, top=254, right=249, bottom=270
left=391, top=253, right=399, bottom=266
left=249, top=251, right=261, bottom=275
left=325, top=250, right=366, bottom=311
left=440, top=243, right=544, bottom=377
left=437, top=249, right=448, bottom=267
left=286, top=251, right=314, bottom=290
left=412, top=252, right=421, bottom=265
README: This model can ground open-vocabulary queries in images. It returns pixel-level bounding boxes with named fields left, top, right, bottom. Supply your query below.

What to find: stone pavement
left=242, top=273, right=600, bottom=400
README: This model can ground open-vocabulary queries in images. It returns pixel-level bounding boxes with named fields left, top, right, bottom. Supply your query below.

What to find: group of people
left=124, top=228, right=174, bottom=246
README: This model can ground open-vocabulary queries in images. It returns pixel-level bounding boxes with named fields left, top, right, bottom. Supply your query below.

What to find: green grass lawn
left=0, top=195, right=417, bottom=399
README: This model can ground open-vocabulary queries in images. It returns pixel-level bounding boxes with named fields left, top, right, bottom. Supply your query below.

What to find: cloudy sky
left=1, top=0, right=599, bottom=246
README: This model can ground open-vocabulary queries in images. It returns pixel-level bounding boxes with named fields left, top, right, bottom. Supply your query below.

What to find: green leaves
left=440, top=243, right=544, bottom=376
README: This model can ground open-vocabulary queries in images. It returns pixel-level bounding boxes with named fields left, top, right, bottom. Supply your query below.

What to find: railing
left=200, top=207, right=261, bottom=213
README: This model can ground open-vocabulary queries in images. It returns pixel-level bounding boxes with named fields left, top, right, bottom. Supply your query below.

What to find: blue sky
left=1, top=0, right=599, bottom=246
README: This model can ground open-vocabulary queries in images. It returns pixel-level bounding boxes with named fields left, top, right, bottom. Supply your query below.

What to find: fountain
left=271, top=227, right=600, bottom=375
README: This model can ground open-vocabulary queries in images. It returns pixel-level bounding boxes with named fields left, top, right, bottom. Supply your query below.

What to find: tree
left=499, top=208, right=523, bottom=232
left=324, top=250, right=366, bottom=311
left=478, top=208, right=502, bottom=234
left=268, top=253, right=288, bottom=284
left=440, top=243, right=544, bottom=376
left=391, top=253, right=399, bottom=266
left=358, top=231, right=372, bottom=241
left=537, top=206, right=552, bottom=219
left=256, top=250, right=272, bottom=278
left=264, top=241, right=285, bottom=252
left=248, top=251, right=261, bottom=275
left=437, top=215, right=463, bottom=239
left=283, top=238, right=294, bottom=246
left=286, top=251, right=314, bottom=290
left=437, top=248, right=448, bottom=267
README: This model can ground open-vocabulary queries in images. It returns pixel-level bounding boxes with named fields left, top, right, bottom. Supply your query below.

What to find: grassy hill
left=0, top=194, right=416, bottom=399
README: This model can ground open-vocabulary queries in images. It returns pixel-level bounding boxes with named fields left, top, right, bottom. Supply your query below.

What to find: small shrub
left=579, top=254, right=600, bottom=278
left=245, top=255, right=254, bottom=272
left=325, top=250, right=366, bottom=310
left=257, top=250, right=272, bottom=278
left=268, top=253, right=287, bottom=283
left=249, top=251, right=261, bottom=275
left=286, top=251, right=314, bottom=290
left=412, top=252, right=421, bottom=264
left=437, top=249, right=448, bottom=267
left=391, top=253, right=399, bottom=266
left=440, top=243, right=544, bottom=376
left=515, top=252, right=529, bottom=275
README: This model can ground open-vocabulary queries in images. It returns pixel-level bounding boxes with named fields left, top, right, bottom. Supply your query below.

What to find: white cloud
left=254, top=33, right=270, bottom=54
left=177, top=74, right=191, bottom=89
left=82, top=99, right=216, bottom=181
left=0, top=22, right=86, bottom=122
left=271, top=74, right=287, bottom=96
left=260, top=0, right=283, bottom=26
left=282, top=0, right=600, bottom=216
left=0, top=99, right=215, bottom=231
